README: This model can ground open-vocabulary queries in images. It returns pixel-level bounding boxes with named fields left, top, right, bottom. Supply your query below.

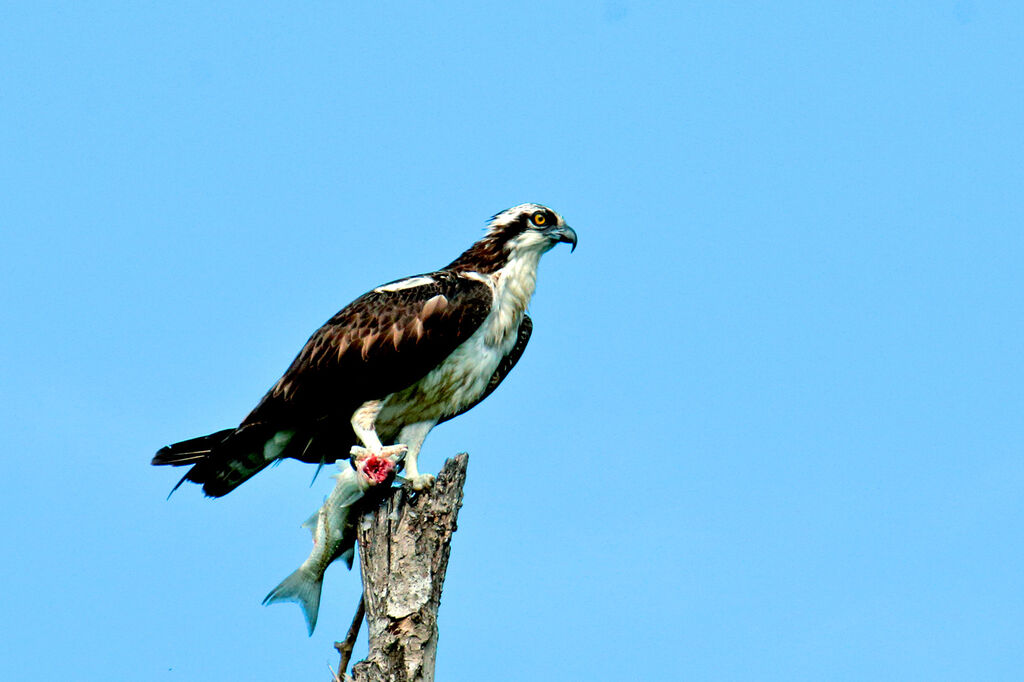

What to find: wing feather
left=243, top=271, right=493, bottom=441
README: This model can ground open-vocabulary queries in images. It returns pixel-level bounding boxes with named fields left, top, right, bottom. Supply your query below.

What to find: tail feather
left=262, top=566, right=323, bottom=635
left=152, top=429, right=234, bottom=466
left=153, top=425, right=299, bottom=497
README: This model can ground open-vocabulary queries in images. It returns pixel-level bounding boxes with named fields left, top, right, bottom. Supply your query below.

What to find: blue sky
left=2, top=2, right=1023, bottom=680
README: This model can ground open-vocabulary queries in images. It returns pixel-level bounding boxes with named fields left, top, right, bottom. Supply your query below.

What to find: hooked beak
left=545, top=224, right=578, bottom=252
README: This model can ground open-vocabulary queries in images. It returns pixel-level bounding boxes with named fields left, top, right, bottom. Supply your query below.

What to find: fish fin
left=333, top=487, right=365, bottom=509
left=262, top=566, right=324, bottom=636
left=301, top=511, right=319, bottom=534
left=330, top=467, right=367, bottom=508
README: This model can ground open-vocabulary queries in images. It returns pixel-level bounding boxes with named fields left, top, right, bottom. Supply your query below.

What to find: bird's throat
left=485, top=250, right=541, bottom=346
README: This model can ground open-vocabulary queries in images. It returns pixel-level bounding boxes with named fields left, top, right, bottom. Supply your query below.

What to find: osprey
left=153, top=204, right=577, bottom=495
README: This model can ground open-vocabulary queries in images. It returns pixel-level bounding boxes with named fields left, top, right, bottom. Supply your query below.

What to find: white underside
left=378, top=321, right=513, bottom=430
left=360, top=247, right=547, bottom=481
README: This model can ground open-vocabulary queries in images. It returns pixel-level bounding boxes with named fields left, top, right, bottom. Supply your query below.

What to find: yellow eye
left=532, top=212, right=547, bottom=226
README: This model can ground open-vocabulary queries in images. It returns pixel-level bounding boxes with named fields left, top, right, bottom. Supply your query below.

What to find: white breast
left=377, top=257, right=539, bottom=430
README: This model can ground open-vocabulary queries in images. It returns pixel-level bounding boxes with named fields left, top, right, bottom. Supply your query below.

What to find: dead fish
left=263, top=449, right=402, bottom=634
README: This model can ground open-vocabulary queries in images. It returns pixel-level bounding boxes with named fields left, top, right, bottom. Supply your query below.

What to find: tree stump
left=350, top=453, right=468, bottom=682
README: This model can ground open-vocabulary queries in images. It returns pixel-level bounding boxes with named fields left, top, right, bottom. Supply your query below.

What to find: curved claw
left=350, top=444, right=408, bottom=464
left=409, top=473, right=435, bottom=491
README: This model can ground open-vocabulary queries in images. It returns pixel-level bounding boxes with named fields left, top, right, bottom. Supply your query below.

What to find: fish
left=262, top=448, right=403, bottom=634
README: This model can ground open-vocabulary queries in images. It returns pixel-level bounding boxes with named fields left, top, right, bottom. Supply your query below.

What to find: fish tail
left=262, top=565, right=324, bottom=635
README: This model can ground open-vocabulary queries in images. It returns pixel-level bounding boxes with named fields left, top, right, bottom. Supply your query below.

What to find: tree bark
left=350, top=454, right=468, bottom=682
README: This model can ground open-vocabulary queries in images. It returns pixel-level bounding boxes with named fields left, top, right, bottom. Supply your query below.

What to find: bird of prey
left=153, top=204, right=577, bottom=495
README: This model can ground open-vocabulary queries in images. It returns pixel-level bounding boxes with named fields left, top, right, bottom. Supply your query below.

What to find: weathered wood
left=350, top=454, right=468, bottom=682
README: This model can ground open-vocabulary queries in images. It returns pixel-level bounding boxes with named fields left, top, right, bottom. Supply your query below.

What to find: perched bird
left=153, top=204, right=577, bottom=495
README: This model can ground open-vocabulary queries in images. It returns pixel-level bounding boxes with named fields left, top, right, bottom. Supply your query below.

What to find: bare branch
left=333, top=595, right=365, bottom=681
left=350, top=454, right=469, bottom=682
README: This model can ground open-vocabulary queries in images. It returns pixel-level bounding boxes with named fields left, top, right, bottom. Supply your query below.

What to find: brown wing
left=439, top=313, right=533, bottom=424
left=241, top=271, right=493, bottom=455
left=155, top=272, right=504, bottom=496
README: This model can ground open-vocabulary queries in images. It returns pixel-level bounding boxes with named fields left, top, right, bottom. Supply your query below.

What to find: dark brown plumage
left=154, top=203, right=575, bottom=497
left=154, top=272, right=526, bottom=496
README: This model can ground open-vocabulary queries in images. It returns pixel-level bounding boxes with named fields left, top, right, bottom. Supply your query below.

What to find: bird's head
left=486, top=203, right=578, bottom=256
left=446, top=203, right=577, bottom=274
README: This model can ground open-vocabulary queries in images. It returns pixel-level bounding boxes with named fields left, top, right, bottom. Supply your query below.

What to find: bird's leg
left=395, top=420, right=437, bottom=491
left=403, top=450, right=434, bottom=491
left=349, top=400, right=407, bottom=466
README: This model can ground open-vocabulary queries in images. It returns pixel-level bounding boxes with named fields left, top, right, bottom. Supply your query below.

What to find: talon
left=384, top=444, right=409, bottom=461
left=410, top=473, right=435, bottom=491
left=350, top=444, right=408, bottom=486
left=350, top=444, right=407, bottom=464
left=349, top=445, right=373, bottom=461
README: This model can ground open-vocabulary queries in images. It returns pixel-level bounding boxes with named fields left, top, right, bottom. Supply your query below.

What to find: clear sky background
left=2, top=2, right=1022, bottom=681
